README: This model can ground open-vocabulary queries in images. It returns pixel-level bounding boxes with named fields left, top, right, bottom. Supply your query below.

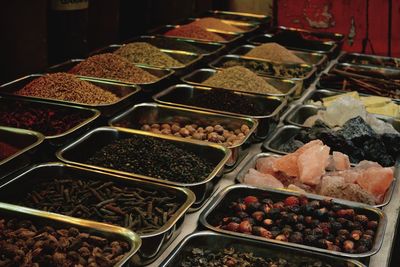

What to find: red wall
left=276, top=0, right=400, bottom=57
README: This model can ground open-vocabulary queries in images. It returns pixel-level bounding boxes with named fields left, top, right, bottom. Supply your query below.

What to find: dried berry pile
left=86, top=136, right=215, bottom=183
left=179, top=247, right=334, bottom=267
left=184, top=88, right=266, bottom=116
left=69, top=53, right=158, bottom=84
left=16, top=73, right=119, bottom=105
left=0, top=100, right=90, bottom=136
left=0, top=142, right=19, bottom=161
left=164, top=25, right=226, bottom=42
left=216, top=195, right=378, bottom=254
left=0, top=217, right=130, bottom=266
left=11, top=178, right=181, bottom=234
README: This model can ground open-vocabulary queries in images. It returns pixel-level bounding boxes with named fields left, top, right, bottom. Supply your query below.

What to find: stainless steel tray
left=0, top=162, right=195, bottom=266
left=338, top=52, right=400, bottom=69
left=47, top=59, right=174, bottom=95
left=0, top=74, right=140, bottom=117
left=160, top=231, right=366, bottom=267
left=230, top=44, right=329, bottom=71
left=209, top=54, right=317, bottom=88
left=108, top=102, right=258, bottom=170
left=236, top=152, right=396, bottom=208
left=181, top=68, right=302, bottom=98
left=0, top=126, right=44, bottom=179
left=90, top=44, right=203, bottom=76
left=330, top=62, right=400, bottom=81
left=263, top=124, right=303, bottom=155
left=153, top=84, right=287, bottom=140
left=248, top=33, right=338, bottom=58
left=0, top=95, right=100, bottom=146
left=199, top=184, right=386, bottom=258
left=150, top=24, right=244, bottom=44
left=56, top=126, right=230, bottom=211
left=0, top=202, right=141, bottom=267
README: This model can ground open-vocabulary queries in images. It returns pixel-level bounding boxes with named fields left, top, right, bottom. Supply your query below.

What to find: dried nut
left=161, top=123, right=170, bottom=130
left=214, top=125, right=224, bottom=133
left=141, top=124, right=151, bottom=131
left=174, top=132, right=181, bottom=137
left=222, top=130, right=231, bottom=139
left=191, top=124, right=198, bottom=129
left=234, top=129, right=242, bottom=135
left=171, top=124, right=180, bottom=133
left=161, top=128, right=172, bottom=135
left=217, top=135, right=225, bottom=142
left=151, top=128, right=161, bottom=134
left=151, top=123, right=160, bottom=129
left=192, top=132, right=203, bottom=140
left=241, top=124, right=250, bottom=133
left=238, top=221, right=252, bottom=233
left=226, top=222, right=240, bottom=232
left=205, top=126, right=214, bottom=133
left=179, top=128, right=190, bottom=137
left=197, top=127, right=204, bottom=133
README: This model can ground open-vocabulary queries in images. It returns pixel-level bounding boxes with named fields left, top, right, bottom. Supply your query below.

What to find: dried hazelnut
left=205, top=126, right=214, bottom=133
left=141, top=124, right=151, bottom=131
left=151, top=123, right=160, bottom=129
left=179, top=128, right=190, bottom=137
left=161, top=123, right=170, bottom=129
left=214, top=125, right=224, bottom=133
left=150, top=128, right=161, bottom=134
left=171, top=124, right=180, bottom=133
left=161, top=128, right=171, bottom=135
left=241, top=124, right=250, bottom=133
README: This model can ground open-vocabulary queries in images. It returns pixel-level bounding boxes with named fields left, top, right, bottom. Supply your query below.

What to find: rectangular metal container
left=330, top=63, right=400, bottom=81
left=262, top=124, right=303, bottom=155
left=90, top=44, right=203, bottom=76
left=0, top=162, right=194, bottom=266
left=56, top=126, right=230, bottom=211
left=153, top=84, right=287, bottom=140
left=160, top=231, right=366, bottom=267
left=206, top=10, right=271, bottom=29
left=236, top=152, right=396, bottom=208
left=0, top=74, right=140, bottom=117
left=209, top=54, right=317, bottom=88
left=181, top=68, right=302, bottom=98
left=248, top=34, right=338, bottom=59
left=149, top=24, right=244, bottom=45
left=108, top=103, right=258, bottom=171
left=230, top=44, right=329, bottom=71
left=338, top=52, right=400, bottom=69
left=47, top=59, right=174, bottom=96
left=199, top=184, right=386, bottom=258
left=0, top=126, right=44, bottom=179
left=0, top=202, right=141, bottom=267
left=0, top=95, right=100, bottom=146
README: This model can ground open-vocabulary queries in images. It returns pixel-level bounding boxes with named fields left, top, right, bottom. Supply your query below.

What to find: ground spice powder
left=245, top=43, right=306, bottom=64
left=164, top=25, right=226, bottom=42
left=189, top=17, right=243, bottom=32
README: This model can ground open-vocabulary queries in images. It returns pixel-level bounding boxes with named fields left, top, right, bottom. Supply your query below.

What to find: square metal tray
left=160, top=231, right=366, bottom=267
left=199, top=184, right=386, bottom=258
left=153, top=84, right=287, bottom=140
left=0, top=162, right=195, bottom=266
left=330, top=62, right=400, bottom=81
left=206, top=10, right=271, bottom=29
left=0, top=74, right=140, bottom=117
left=338, top=52, right=400, bottom=69
left=56, top=126, right=231, bottom=212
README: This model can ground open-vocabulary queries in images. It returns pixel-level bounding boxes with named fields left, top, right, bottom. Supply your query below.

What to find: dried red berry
left=284, top=196, right=299, bottom=206
left=243, top=196, right=258, bottom=205
left=226, top=222, right=240, bottom=232
left=238, top=221, right=252, bottom=233
left=252, top=211, right=265, bottom=222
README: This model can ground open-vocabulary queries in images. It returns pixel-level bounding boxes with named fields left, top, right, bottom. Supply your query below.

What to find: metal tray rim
left=338, top=52, right=400, bottom=69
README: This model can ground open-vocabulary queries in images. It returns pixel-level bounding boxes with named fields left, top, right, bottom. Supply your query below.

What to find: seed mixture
left=15, top=73, right=119, bottom=105
left=114, top=42, right=184, bottom=68
left=0, top=142, right=19, bottom=161
left=0, top=217, right=130, bottom=266
left=12, top=178, right=181, bottom=234
left=69, top=53, right=158, bottom=84
left=85, top=136, right=215, bottom=183
left=245, top=43, right=306, bottom=64
left=189, top=17, right=243, bottom=32
left=202, top=66, right=281, bottom=94
left=164, top=25, right=226, bottom=42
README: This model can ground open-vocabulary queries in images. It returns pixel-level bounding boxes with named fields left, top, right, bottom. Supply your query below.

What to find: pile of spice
left=164, top=25, right=226, bottom=42
left=222, top=58, right=309, bottom=78
left=188, top=17, right=243, bottom=32
left=136, top=122, right=250, bottom=146
left=184, top=88, right=266, bottom=116
left=216, top=194, right=378, bottom=254
left=0, top=217, right=130, bottom=266
left=0, top=142, right=19, bottom=161
left=85, top=136, right=215, bottom=183
left=0, top=100, right=91, bottom=136
left=145, top=38, right=210, bottom=54
left=245, top=43, right=306, bottom=64
left=114, top=42, right=184, bottom=68
left=202, top=66, right=281, bottom=94
left=12, top=178, right=181, bottom=234
left=179, top=247, right=333, bottom=267
left=69, top=53, right=158, bottom=84
left=15, top=73, right=119, bottom=105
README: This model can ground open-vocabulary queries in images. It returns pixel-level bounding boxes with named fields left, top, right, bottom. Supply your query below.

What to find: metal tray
left=108, top=102, right=258, bottom=170
left=150, top=24, right=244, bottom=45
left=153, top=84, right=287, bottom=140
left=0, top=202, right=140, bottom=267
left=90, top=44, right=203, bottom=76
left=263, top=124, right=303, bottom=155
left=236, top=152, right=396, bottom=208
left=177, top=17, right=260, bottom=34
left=199, top=184, right=386, bottom=258
left=209, top=54, right=317, bottom=88
left=56, top=126, right=230, bottom=211
left=181, top=68, right=302, bottom=98
left=206, top=10, right=271, bottom=28
left=0, top=162, right=194, bottom=266
left=248, top=33, right=338, bottom=58
left=47, top=59, right=174, bottom=95
left=0, top=126, right=44, bottom=179
left=0, top=74, right=140, bottom=117
left=0, top=95, right=100, bottom=146
left=160, top=231, right=366, bottom=267
left=330, top=63, right=400, bottom=81
left=338, top=52, right=400, bottom=69
left=230, top=44, right=329, bottom=71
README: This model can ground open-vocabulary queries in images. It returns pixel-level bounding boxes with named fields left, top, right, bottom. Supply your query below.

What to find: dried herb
left=165, top=25, right=225, bottom=42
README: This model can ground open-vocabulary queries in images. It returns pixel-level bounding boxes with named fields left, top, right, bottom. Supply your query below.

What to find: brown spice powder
left=245, top=43, right=306, bottom=64
left=164, top=25, right=226, bottom=42
left=189, top=17, right=243, bottom=32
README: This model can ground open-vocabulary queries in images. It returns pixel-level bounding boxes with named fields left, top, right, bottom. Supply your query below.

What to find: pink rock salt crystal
left=298, top=144, right=330, bottom=185
left=243, top=168, right=284, bottom=189
left=356, top=166, right=394, bottom=201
